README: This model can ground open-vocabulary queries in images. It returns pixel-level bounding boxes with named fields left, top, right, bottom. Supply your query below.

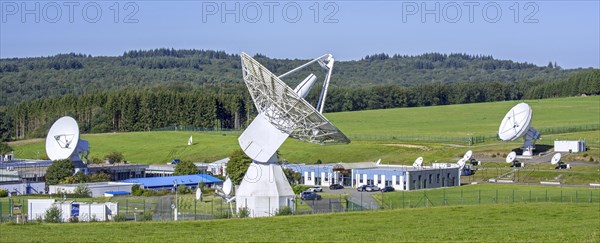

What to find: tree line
left=1, top=48, right=586, bottom=107
left=0, top=69, right=597, bottom=141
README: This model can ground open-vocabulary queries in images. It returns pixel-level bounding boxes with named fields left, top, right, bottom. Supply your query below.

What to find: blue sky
left=1, top=1, right=598, bottom=68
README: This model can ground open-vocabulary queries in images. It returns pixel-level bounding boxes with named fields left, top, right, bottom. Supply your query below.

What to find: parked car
left=307, top=186, right=323, bottom=192
left=358, top=185, right=380, bottom=192
left=301, top=191, right=322, bottom=200
left=382, top=186, right=395, bottom=192
left=329, top=184, right=344, bottom=190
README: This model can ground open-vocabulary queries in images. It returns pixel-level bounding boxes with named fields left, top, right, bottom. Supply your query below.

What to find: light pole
left=134, top=207, right=137, bottom=221
left=173, top=180, right=178, bottom=221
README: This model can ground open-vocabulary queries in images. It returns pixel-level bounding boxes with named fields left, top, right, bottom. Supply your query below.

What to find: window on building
left=377, top=178, right=381, bottom=184
left=396, top=176, right=400, bottom=185
left=437, top=174, right=440, bottom=183
left=308, top=173, right=312, bottom=180
left=429, top=174, right=432, bottom=184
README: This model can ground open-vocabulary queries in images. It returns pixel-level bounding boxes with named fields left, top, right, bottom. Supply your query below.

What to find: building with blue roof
left=122, top=174, right=223, bottom=190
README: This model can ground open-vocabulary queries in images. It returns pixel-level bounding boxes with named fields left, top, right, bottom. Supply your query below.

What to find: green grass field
left=9, top=96, right=600, bottom=165
left=1, top=203, right=598, bottom=242
left=371, top=184, right=600, bottom=209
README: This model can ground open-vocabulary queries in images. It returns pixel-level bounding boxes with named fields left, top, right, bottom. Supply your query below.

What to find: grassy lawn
left=1, top=203, right=598, bottom=242
left=372, top=184, right=600, bottom=209
left=9, top=96, right=599, bottom=165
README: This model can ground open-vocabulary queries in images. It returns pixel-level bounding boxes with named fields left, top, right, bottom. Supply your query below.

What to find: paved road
left=317, top=187, right=381, bottom=210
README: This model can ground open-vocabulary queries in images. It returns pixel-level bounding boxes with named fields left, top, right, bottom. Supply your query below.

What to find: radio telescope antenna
left=498, top=103, right=540, bottom=156
left=236, top=52, right=349, bottom=217
left=45, top=116, right=89, bottom=165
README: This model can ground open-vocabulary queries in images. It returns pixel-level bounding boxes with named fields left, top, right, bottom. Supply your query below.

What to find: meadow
left=8, top=96, right=599, bottom=165
left=1, top=202, right=598, bottom=242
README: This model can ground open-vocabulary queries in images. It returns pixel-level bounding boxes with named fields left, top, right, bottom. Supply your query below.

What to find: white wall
left=27, top=199, right=118, bottom=222
left=554, top=140, right=585, bottom=153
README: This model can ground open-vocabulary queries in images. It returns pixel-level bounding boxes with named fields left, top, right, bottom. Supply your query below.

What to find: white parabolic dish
left=45, top=116, right=80, bottom=161
left=506, top=151, right=517, bottom=163
left=498, top=103, right=533, bottom=141
left=463, top=150, right=473, bottom=160
left=413, top=157, right=424, bottom=167
left=551, top=153, right=562, bottom=165
left=223, top=177, right=233, bottom=196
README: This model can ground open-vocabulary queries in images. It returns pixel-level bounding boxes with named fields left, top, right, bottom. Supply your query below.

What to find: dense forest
left=0, top=49, right=598, bottom=141
left=0, top=49, right=587, bottom=107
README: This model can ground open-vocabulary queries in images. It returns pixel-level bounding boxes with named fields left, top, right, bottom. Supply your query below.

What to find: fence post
left=478, top=189, right=481, bottom=205
left=560, top=190, right=563, bottom=203
left=529, top=190, right=532, bottom=202
left=546, top=190, right=548, bottom=202
left=402, top=191, right=405, bottom=208
left=424, top=190, right=427, bottom=208
left=576, top=191, right=578, bottom=203
left=512, top=189, right=515, bottom=203
left=461, top=189, right=463, bottom=205
left=443, top=189, right=446, bottom=206
left=590, top=191, right=593, bottom=203
left=496, top=189, right=498, bottom=203
left=194, top=198, right=197, bottom=220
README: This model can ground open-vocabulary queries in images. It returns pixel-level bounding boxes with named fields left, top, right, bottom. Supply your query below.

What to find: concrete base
left=236, top=162, right=295, bottom=217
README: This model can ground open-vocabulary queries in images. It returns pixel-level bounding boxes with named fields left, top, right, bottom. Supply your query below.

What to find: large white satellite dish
left=236, top=52, right=349, bottom=217
left=498, top=103, right=540, bottom=156
left=45, top=116, right=89, bottom=163
left=550, top=153, right=562, bottom=165
left=412, top=157, right=424, bottom=167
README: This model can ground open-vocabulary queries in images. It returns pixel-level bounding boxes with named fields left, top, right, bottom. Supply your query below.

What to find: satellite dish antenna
left=195, top=188, right=202, bottom=201
left=376, top=159, right=381, bottom=165
left=188, top=135, right=193, bottom=146
left=413, top=157, right=423, bottom=167
left=457, top=158, right=466, bottom=168
left=498, top=103, right=540, bottom=156
left=235, top=52, right=349, bottom=217
left=506, top=152, right=517, bottom=163
left=45, top=116, right=89, bottom=163
left=463, top=150, right=473, bottom=160
left=223, top=176, right=233, bottom=196
left=551, top=153, right=561, bottom=165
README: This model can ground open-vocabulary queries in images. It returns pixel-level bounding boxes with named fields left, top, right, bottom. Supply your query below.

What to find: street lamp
left=173, top=179, right=178, bottom=221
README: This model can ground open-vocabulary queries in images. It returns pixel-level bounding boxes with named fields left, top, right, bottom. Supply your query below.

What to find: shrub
left=583, top=153, right=589, bottom=157
left=491, top=154, right=496, bottom=158
left=142, top=212, right=153, bottom=221
left=44, top=205, right=63, bottom=223
left=113, top=214, right=126, bottom=222
left=68, top=216, right=79, bottom=223
left=275, top=206, right=293, bottom=216
left=292, top=185, right=310, bottom=195
left=237, top=207, right=250, bottom=218
left=74, top=184, right=91, bottom=197
left=0, top=189, right=8, bottom=197
left=589, top=157, right=595, bottom=162
left=104, top=151, right=124, bottom=164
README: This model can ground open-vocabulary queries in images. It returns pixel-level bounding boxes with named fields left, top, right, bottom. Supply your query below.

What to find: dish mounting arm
left=277, top=54, right=334, bottom=114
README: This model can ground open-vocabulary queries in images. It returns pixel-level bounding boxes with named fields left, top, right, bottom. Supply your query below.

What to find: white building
left=208, top=158, right=229, bottom=175
left=284, top=161, right=461, bottom=190
left=554, top=140, right=586, bottom=153
left=49, top=182, right=136, bottom=197
left=28, top=199, right=118, bottom=222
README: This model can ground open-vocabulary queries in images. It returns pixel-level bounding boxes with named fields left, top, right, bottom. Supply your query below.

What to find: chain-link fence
left=1, top=187, right=598, bottom=223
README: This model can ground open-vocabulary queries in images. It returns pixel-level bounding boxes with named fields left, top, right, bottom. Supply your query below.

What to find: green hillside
left=0, top=50, right=581, bottom=107
left=9, top=96, right=599, bottom=165
left=2, top=203, right=598, bottom=242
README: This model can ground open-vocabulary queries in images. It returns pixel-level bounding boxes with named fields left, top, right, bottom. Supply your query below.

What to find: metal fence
left=1, top=187, right=598, bottom=223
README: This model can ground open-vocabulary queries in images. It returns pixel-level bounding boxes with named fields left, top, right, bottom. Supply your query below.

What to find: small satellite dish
left=188, top=135, right=193, bottom=146
left=457, top=158, right=466, bottom=168
left=551, top=153, right=562, bottom=165
left=45, top=116, right=89, bottom=162
left=195, top=188, right=202, bottom=200
left=413, top=157, right=424, bottom=167
left=463, top=150, right=473, bottom=160
left=376, top=159, right=381, bottom=165
left=223, top=177, right=233, bottom=196
left=506, top=152, right=517, bottom=163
